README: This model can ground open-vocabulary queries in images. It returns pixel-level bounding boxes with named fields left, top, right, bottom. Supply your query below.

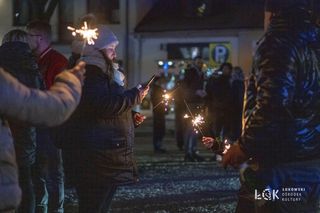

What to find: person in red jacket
left=27, top=21, right=68, bottom=89
left=26, top=20, right=68, bottom=213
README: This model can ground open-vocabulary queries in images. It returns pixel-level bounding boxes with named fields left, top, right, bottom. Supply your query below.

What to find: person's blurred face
left=26, top=29, right=42, bottom=51
left=102, top=42, right=117, bottom=61
left=195, top=58, right=203, bottom=70
left=222, top=65, right=232, bottom=76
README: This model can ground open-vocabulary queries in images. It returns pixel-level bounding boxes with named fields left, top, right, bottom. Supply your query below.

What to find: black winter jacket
left=205, top=75, right=233, bottom=111
left=182, top=66, right=205, bottom=104
left=0, top=41, right=43, bottom=166
left=240, top=14, right=320, bottom=167
left=65, top=65, right=141, bottom=185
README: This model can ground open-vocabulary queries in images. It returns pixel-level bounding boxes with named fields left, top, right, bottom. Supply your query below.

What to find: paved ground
left=65, top=113, right=240, bottom=212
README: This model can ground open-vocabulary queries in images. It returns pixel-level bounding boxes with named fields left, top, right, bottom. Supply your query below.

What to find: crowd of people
left=203, top=0, right=320, bottom=212
left=1, top=0, right=320, bottom=212
left=151, top=58, right=245, bottom=162
left=0, top=15, right=149, bottom=213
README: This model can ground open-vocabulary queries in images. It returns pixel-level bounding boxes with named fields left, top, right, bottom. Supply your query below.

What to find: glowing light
left=163, top=93, right=170, bottom=100
left=158, top=60, right=164, bottom=66
left=184, top=113, right=205, bottom=135
left=167, top=61, right=173, bottom=66
left=153, top=86, right=179, bottom=111
left=67, top=21, right=98, bottom=45
left=192, top=114, right=205, bottom=134
left=222, top=139, right=231, bottom=155
left=162, top=90, right=173, bottom=112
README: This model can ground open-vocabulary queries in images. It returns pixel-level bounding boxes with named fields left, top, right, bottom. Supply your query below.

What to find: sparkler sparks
left=161, top=90, right=174, bottom=111
left=153, top=86, right=179, bottom=111
left=183, top=100, right=205, bottom=136
left=191, top=114, right=205, bottom=134
left=222, top=139, right=231, bottom=154
left=67, top=21, right=98, bottom=45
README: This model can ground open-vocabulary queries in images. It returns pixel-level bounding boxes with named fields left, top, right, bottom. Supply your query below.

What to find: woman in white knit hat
left=63, top=18, right=149, bottom=212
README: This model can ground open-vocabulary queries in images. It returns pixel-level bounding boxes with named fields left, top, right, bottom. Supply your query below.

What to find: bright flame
left=163, top=94, right=170, bottom=100
left=190, top=114, right=205, bottom=134
left=192, top=114, right=204, bottom=127
left=222, top=139, right=231, bottom=154
left=184, top=114, right=190, bottom=118
left=161, top=90, right=173, bottom=111
left=67, top=21, right=98, bottom=45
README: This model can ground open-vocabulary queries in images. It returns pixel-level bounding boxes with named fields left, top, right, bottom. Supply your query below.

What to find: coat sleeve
left=0, top=68, right=81, bottom=127
left=82, top=80, right=141, bottom=117
left=239, top=38, right=297, bottom=162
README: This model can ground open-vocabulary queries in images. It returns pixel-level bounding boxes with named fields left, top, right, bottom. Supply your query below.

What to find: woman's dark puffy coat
left=240, top=10, right=320, bottom=167
left=65, top=64, right=141, bottom=185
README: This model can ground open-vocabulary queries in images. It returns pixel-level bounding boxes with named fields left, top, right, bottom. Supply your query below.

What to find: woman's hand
left=133, top=112, right=146, bottom=127
left=138, top=85, right=149, bottom=100
left=202, top=136, right=215, bottom=149
left=222, top=143, right=248, bottom=169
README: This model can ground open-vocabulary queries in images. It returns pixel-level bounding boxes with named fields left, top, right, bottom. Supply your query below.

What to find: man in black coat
left=203, top=0, right=320, bottom=212
left=205, top=62, right=233, bottom=141
left=150, top=72, right=167, bottom=153
left=182, top=57, right=206, bottom=162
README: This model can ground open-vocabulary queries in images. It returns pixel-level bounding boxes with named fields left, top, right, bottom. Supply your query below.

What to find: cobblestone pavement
left=65, top=115, right=240, bottom=212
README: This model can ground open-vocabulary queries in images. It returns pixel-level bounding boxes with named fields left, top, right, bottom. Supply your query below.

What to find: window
left=13, top=0, right=32, bottom=26
left=12, top=0, right=74, bottom=43
left=87, top=0, right=120, bottom=24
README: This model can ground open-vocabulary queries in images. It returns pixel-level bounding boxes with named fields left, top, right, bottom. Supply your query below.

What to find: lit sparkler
left=162, top=90, right=174, bottom=111
left=68, top=21, right=98, bottom=57
left=222, top=139, right=231, bottom=154
left=153, top=86, right=179, bottom=111
left=183, top=100, right=205, bottom=136
left=191, top=114, right=205, bottom=134
left=183, top=114, right=190, bottom=118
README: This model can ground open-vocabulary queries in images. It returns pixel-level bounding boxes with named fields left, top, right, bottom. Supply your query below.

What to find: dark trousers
left=17, top=165, right=35, bottom=213
left=175, top=108, right=185, bottom=149
left=35, top=130, right=64, bottom=213
left=76, top=180, right=117, bottom=213
left=184, top=122, right=198, bottom=155
left=152, top=107, right=166, bottom=150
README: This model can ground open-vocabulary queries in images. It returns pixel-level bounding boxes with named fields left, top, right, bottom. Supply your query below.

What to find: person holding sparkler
left=182, top=56, right=206, bottom=162
left=205, top=62, right=233, bottom=142
left=63, top=18, right=149, bottom=212
left=151, top=71, right=168, bottom=154
left=203, top=0, right=320, bottom=212
left=0, top=61, right=85, bottom=212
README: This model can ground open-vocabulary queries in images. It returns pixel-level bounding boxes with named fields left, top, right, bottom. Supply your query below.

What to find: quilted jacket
left=240, top=7, right=320, bottom=167
left=0, top=68, right=81, bottom=211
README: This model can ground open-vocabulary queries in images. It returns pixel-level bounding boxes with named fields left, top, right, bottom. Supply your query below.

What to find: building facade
left=0, top=0, right=264, bottom=86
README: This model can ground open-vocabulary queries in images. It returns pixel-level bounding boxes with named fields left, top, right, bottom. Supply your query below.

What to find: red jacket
left=38, top=47, right=68, bottom=89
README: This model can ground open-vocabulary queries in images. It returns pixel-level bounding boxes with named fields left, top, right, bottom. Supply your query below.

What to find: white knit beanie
left=93, top=25, right=119, bottom=50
